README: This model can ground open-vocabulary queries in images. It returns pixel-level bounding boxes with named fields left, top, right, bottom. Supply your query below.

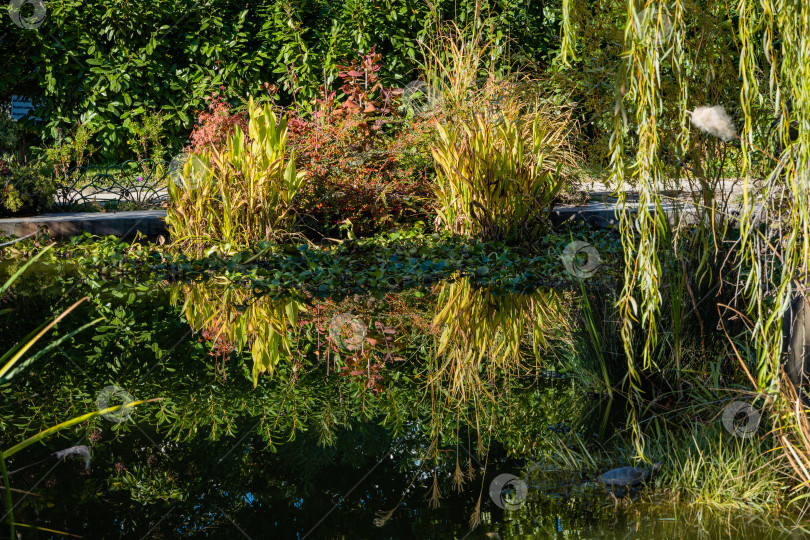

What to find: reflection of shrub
left=171, top=281, right=303, bottom=387
left=0, top=158, right=55, bottom=215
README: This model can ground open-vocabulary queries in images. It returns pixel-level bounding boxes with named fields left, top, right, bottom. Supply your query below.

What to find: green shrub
left=5, top=0, right=562, bottom=162
left=0, top=111, right=21, bottom=157
left=0, top=158, right=55, bottom=216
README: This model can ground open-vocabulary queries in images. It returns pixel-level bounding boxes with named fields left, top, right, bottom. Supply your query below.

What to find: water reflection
left=170, top=281, right=304, bottom=385
left=0, top=266, right=804, bottom=538
left=431, top=278, right=570, bottom=399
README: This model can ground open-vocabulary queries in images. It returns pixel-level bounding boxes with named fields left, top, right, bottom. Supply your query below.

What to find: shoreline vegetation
left=3, top=1, right=810, bottom=537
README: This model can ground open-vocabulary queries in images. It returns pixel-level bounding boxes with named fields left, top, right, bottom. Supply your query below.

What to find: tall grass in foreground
left=658, top=424, right=787, bottom=511
left=0, top=249, right=155, bottom=538
left=166, top=97, right=304, bottom=256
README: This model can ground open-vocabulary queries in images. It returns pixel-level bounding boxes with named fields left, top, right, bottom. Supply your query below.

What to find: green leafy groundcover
left=1, top=224, right=623, bottom=297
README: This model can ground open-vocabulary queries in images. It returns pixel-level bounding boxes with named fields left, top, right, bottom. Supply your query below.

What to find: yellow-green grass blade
left=2, top=398, right=162, bottom=459
left=7, top=522, right=83, bottom=538
left=0, top=297, right=90, bottom=382
left=0, top=317, right=102, bottom=384
left=1, top=453, right=13, bottom=537
left=0, top=244, right=54, bottom=297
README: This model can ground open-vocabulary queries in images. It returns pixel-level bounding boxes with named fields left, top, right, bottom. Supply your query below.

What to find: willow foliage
left=560, top=0, right=810, bottom=468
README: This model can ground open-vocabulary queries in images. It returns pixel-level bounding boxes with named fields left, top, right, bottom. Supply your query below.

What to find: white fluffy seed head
left=690, top=105, right=737, bottom=142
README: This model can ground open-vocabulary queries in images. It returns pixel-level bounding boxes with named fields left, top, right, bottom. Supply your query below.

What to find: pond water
left=0, top=257, right=802, bottom=538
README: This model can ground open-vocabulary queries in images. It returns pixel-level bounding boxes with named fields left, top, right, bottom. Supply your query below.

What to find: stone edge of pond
left=0, top=201, right=695, bottom=240
left=0, top=210, right=168, bottom=239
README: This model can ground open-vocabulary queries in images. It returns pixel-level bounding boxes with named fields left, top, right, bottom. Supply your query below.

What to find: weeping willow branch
left=614, top=2, right=672, bottom=394
left=735, top=1, right=810, bottom=396
left=558, top=0, right=577, bottom=66
left=560, top=0, right=810, bottom=490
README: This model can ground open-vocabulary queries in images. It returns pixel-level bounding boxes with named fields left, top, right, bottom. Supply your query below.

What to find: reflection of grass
left=430, top=277, right=571, bottom=399
left=172, top=282, right=303, bottom=387
left=511, top=476, right=798, bottom=538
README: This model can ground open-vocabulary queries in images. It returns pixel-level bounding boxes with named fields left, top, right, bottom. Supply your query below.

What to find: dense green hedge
left=1, top=0, right=561, bottom=162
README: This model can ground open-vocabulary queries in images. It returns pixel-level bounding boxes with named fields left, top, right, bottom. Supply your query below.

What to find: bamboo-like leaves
left=165, top=97, right=304, bottom=256
left=172, top=282, right=303, bottom=386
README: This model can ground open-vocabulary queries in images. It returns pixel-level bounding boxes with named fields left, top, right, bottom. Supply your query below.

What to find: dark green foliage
left=2, top=0, right=562, bottom=163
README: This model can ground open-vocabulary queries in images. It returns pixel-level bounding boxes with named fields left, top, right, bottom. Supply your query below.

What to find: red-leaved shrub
left=184, top=51, right=436, bottom=239
left=186, top=88, right=249, bottom=155
left=290, top=114, right=435, bottom=238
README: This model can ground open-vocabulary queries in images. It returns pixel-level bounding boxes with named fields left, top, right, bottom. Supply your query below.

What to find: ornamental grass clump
left=431, top=107, right=573, bottom=242
left=166, top=97, right=304, bottom=256
left=421, top=21, right=577, bottom=242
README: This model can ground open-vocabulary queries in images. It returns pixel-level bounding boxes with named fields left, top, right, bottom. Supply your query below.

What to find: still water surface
left=0, top=261, right=800, bottom=538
